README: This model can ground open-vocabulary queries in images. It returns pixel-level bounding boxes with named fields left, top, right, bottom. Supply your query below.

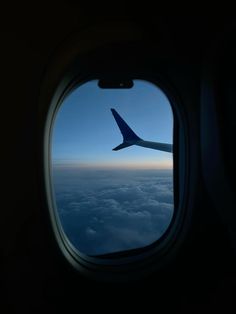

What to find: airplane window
left=51, top=79, right=174, bottom=256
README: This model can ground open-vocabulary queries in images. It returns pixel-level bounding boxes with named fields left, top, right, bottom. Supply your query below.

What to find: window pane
left=51, top=80, right=174, bottom=256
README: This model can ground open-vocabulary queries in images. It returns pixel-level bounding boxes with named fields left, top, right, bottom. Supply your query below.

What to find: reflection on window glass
left=51, top=80, right=174, bottom=256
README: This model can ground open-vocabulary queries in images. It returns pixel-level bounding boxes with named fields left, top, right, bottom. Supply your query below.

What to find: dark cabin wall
left=1, top=3, right=235, bottom=313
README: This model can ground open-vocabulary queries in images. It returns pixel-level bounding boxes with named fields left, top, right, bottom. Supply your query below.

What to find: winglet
left=111, top=108, right=141, bottom=142
left=112, top=142, right=133, bottom=151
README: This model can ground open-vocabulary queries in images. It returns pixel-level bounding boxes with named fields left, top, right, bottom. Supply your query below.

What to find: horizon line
left=52, top=160, right=173, bottom=170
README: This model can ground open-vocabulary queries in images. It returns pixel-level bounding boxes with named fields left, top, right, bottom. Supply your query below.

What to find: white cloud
left=53, top=169, right=174, bottom=255
left=86, top=227, right=97, bottom=236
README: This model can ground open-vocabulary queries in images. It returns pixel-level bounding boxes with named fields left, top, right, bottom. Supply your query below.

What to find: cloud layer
left=53, top=168, right=174, bottom=256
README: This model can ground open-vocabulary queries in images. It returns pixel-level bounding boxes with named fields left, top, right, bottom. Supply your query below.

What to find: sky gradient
left=52, top=79, right=173, bottom=169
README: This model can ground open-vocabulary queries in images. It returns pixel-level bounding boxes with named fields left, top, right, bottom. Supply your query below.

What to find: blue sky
left=52, top=79, right=173, bottom=169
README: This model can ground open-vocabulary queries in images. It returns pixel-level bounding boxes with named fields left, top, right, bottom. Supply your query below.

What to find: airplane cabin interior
left=1, top=3, right=236, bottom=313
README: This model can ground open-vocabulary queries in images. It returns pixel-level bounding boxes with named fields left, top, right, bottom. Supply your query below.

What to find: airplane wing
left=111, top=108, right=173, bottom=153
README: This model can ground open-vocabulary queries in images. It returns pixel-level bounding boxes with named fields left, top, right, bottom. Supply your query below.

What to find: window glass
left=51, top=80, right=174, bottom=256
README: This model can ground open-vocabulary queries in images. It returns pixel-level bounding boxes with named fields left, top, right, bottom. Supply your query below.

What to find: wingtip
left=111, top=108, right=117, bottom=117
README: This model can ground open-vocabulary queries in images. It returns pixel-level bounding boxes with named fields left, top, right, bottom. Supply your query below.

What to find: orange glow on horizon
left=53, top=160, right=173, bottom=170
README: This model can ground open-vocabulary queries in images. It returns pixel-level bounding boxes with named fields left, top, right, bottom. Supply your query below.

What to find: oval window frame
left=39, top=27, right=190, bottom=281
